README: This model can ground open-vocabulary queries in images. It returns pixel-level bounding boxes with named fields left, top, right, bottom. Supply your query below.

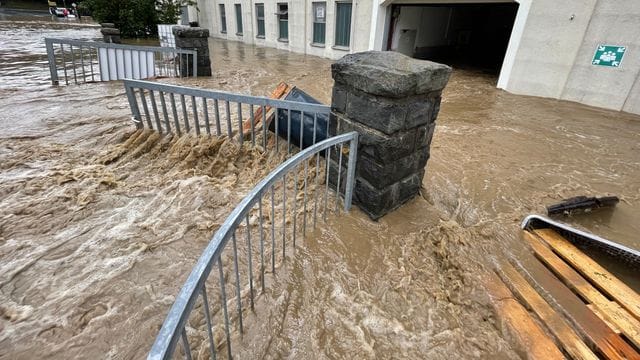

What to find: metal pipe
left=270, top=185, right=276, bottom=274
left=282, top=174, right=287, bottom=260
left=250, top=104, right=256, bottom=146
left=217, top=260, right=232, bottom=359
left=60, top=44, right=68, bottom=85
left=149, top=90, right=162, bottom=133
left=336, top=144, right=344, bottom=212
left=70, top=44, right=78, bottom=84
left=225, top=101, right=232, bottom=138
left=258, top=199, right=265, bottom=292
left=139, top=89, right=153, bottom=129
left=202, top=98, right=211, bottom=135
left=45, top=39, right=59, bottom=85
left=180, top=94, right=190, bottom=132
left=180, top=328, right=192, bottom=360
left=237, top=103, right=243, bottom=145
left=214, top=99, right=222, bottom=136
left=344, top=134, right=358, bottom=211
left=201, top=285, right=217, bottom=360
left=231, top=233, right=243, bottom=333
left=159, top=91, right=171, bottom=133
left=245, top=215, right=254, bottom=311
left=79, top=46, right=86, bottom=83
left=124, top=84, right=143, bottom=129
left=191, top=95, right=200, bottom=136
left=170, top=93, right=181, bottom=136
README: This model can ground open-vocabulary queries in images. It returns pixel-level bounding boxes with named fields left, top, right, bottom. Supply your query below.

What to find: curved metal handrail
left=148, top=131, right=358, bottom=360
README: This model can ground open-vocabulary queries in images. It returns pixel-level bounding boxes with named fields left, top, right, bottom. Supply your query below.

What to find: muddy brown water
left=1, top=18, right=639, bottom=359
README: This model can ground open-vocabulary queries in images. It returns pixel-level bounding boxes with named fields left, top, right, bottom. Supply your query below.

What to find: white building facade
left=192, top=0, right=373, bottom=59
left=190, top=0, right=640, bottom=115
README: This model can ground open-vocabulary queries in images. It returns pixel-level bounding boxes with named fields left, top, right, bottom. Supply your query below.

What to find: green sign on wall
left=592, top=45, right=626, bottom=67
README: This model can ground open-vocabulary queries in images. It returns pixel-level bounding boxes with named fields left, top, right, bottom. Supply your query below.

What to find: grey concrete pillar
left=172, top=26, right=212, bottom=77
left=100, top=23, right=121, bottom=44
left=330, top=51, right=451, bottom=220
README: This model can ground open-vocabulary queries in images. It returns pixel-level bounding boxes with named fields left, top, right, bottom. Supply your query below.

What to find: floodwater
left=1, top=15, right=639, bottom=360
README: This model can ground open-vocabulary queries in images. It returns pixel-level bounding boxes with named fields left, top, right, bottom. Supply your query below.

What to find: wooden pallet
left=485, top=228, right=640, bottom=360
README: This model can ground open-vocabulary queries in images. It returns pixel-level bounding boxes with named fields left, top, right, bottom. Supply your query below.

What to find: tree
left=85, top=0, right=195, bottom=38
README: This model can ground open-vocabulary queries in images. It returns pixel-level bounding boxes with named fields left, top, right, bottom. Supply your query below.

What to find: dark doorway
left=388, top=3, right=519, bottom=74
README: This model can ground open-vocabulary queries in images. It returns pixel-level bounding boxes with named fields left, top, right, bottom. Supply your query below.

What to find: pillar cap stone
left=172, top=26, right=210, bottom=38
left=331, top=51, right=452, bottom=98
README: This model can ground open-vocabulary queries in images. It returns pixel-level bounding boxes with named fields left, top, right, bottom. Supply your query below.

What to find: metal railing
left=45, top=38, right=197, bottom=85
left=123, top=79, right=330, bottom=153
left=148, top=131, right=358, bottom=359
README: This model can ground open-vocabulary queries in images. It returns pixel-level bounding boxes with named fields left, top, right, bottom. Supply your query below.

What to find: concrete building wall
left=560, top=1, right=640, bottom=112
left=194, top=0, right=371, bottom=60
left=504, top=0, right=640, bottom=114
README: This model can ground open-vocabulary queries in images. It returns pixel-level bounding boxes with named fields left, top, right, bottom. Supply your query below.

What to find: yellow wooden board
left=534, top=228, right=640, bottom=321
left=525, top=231, right=640, bottom=349
left=482, top=272, right=566, bottom=360
left=498, top=262, right=598, bottom=360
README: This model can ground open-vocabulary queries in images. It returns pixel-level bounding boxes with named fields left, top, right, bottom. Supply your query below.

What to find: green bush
left=85, top=0, right=195, bottom=38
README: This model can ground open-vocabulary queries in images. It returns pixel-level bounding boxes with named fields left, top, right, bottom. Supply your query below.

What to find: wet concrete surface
left=1, top=17, right=639, bottom=359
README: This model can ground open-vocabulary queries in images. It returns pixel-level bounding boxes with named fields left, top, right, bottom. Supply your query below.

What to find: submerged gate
left=121, top=80, right=358, bottom=359
left=45, top=38, right=197, bottom=85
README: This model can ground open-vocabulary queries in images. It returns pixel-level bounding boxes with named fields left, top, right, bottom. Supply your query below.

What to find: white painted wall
left=195, top=0, right=371, bottom=60
left=504, top=0, right=640, bottom=114
left=560, top=0, right=640, bottom=112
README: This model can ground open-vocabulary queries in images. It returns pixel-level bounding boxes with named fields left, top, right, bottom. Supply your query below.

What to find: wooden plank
left=586, top=304, right=622, bottom=334
left=498, top=262, right=598, bottom=360
left=241, top=82, right=293, bottom=137
left=534, top=228, right=640, bottom=321
left=525, top=231, right=640, bottom=349
left=482, top=272, right=566, bottom=360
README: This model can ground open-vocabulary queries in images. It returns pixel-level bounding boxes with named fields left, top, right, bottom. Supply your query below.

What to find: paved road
left=0, top=7, right=51, bottom=17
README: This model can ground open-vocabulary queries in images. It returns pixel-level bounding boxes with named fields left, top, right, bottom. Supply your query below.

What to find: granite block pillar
left=172, top=26, right=212, bottom=77
left=330, top=51, right=451, bottom=220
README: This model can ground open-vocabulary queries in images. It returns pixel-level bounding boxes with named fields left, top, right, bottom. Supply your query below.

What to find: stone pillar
left=100, top=23, right=121, bottom=44
left=330, top=51, right=451, bottom=220
left=172, top=26, right=212, bottom=77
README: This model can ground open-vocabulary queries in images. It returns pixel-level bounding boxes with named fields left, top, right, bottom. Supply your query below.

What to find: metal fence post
left=124, top=81, right=143, bottom=129
left=45, top=38, right=59, bottom=85
left=192, top=51, right=198, bottom=77
left=344, top=133, right=358, bottom=212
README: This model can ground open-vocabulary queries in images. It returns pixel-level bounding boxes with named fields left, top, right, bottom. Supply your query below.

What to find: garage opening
left=388, top=2, right=519, bottom=75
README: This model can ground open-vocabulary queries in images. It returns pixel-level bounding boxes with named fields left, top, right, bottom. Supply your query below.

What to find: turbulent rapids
left=1, top=14, right=640, bottom=360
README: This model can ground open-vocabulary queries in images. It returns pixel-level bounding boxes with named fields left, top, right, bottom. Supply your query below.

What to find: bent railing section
left=148, top=131, right=358, bottom=360
left=45, top=38, right=197, bottom=85
left=123, top=79, right=330, bottom=153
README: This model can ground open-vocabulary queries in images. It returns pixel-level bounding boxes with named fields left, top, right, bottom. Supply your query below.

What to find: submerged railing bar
left=270, top=185, right=276, bottom=274
left=159, top=91, right=171, bottom=133
left=225, top=101, right=232, bottom=139
left=231, top=233, right=244, bottom=334
left=60, top=44, right=68, bottom=85
left=201, top=285, right=217, bottom=360
left=258, top=199, right=265, bottom=293
left=139, top=90, right=153, bottom=129
left=245, top=215, right=254, bottom=311
left=335, top=144, right=344, bottom=212
left=123, top=80, right=329, bottom=114
left=237, top=103, right=243, bottom=145
left=149, top=90, right=162, bottom=134
left=191, top=96, right=200, bottom=136
left=45, top=38, right=197, bottom=85
left=180, top=94, right=190, bottom=132
left=147, top=132, right=358, bottom=360
left=170, top=93, right=181, bottom=136
left=214, top=99, right=222, bottom=136
left=203, top=98, right=211, bottom=135
left=217, top=260, right=232, bottom=359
